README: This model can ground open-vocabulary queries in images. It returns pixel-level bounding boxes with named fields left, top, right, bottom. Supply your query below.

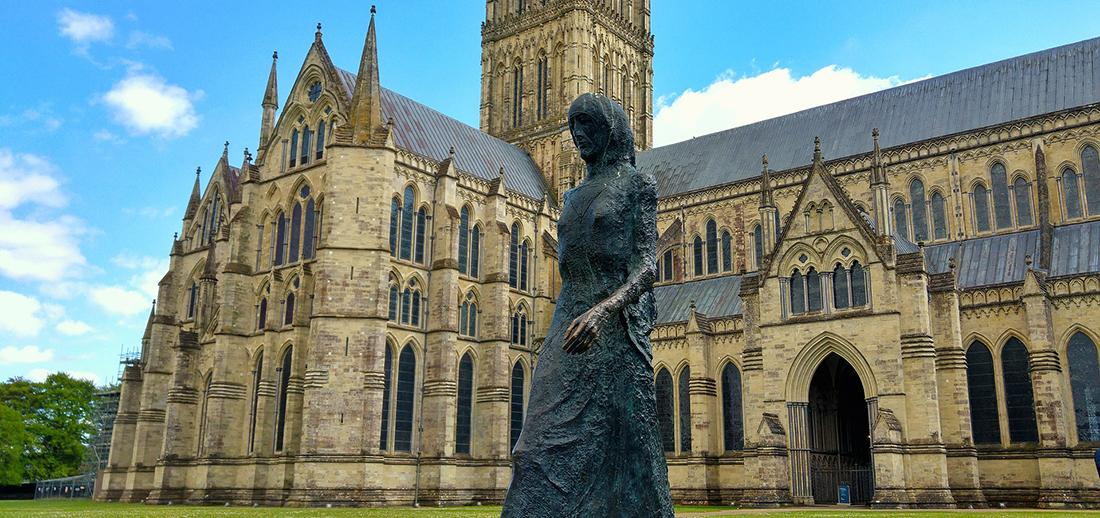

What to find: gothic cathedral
left=97, top=1, right=1100, bottom=508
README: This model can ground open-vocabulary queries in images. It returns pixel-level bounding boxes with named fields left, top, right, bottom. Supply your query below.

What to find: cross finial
left=272, top=50, right=278, bottom=61
left=315, top=22, right=322, bottom=40
left=173, top=232, right=178, bottom=240
left=195, top=166, right=201, bottom=177
left=814, top=136, right=821, bottom=152
left=499, top=165, right=505, bottom=177
left=1025, top=254, right=1033, bottom=268
left=872, top=128, right=879, bottom=141
left=371, top=4, right=377, bottom=15
left=449, top=145, right=455, bottom=157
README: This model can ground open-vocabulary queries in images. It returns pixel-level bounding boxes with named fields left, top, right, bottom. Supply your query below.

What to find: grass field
left=4, top=500, right=1100, bottom=517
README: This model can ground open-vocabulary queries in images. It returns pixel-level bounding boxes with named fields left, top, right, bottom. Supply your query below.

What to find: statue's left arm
left=563, top=170, right=657, bottom=354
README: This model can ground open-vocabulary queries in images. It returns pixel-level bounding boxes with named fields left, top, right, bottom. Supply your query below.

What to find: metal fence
left=33, top=473, right=95, bottom=499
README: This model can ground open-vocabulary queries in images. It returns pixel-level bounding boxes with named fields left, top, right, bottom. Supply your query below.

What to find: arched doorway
left=808, top=353, right=873, bottom=504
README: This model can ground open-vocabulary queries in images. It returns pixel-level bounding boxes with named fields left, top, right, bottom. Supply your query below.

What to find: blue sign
left=838, top=483, right=851, bottom=505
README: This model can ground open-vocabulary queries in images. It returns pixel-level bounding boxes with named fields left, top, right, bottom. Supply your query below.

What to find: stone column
left=929, top=270, right=984, bottom=506
left=1021, top=268, right=1075, bottom=506
left=148, top=330, right=202, bottom=503
left=96, top=364, right=143, bottom=501
left=122, top=311, right=177, bottom=503
left=893, top=252, right=953, bottom=506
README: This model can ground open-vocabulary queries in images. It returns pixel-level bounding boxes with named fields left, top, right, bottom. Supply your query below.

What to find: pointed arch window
left=677, top=366, right=692, bottom=452
left=991, top=163, right=1012, bottom=229
left=519, top=240, right=530, bottom=291
left=456, top=353, right=474, bottom=454
left=973, top=184, right=992, bottom=232
left=790, top=269, right=806, bottom=314
left=458, top=207, right=470, bottom=274
left=659, top=248, right=674, bottom=282
left=931, top=191, right=948, bottom=240
left=274, top=345, right=292, bottom=452
left=257, top=297, right=268, bottom=330
left=692, top=236, right=704, bottom=277
left=510, top=362, right=525, bottom=451
left=892, top=198, right=909, bottom=241
left=400, top=186, right=415, bottom=260
left=705, top=220, right=718, bottom=274
left=511, top=306, right=529, bottom=346
left=1064, top=167, right=1084, bottom=219
left=274, top=212, right=287, bottom=266
left=910, top=179, right=929, bottom=242
left=1013, top=177, right=1033, bottom=227
left=753, top=224, right=763, bottom=269
left=850, top=262, right=867, bottom=307
left=389, top=197, right=400, bottom=256
left=536, top=56, right=549, bottom=120
left=414, top=207, right=427, bottom=264
left=401, top=280, right=422, bottom=327
left=1002, top=338, right=1038, bottom=443
left=289, top=201, right=302, bottom=263
left=966, top=341, right=1001, bottom=445
left=283, top=291, right=295, bottom=327
left=289, top=129, right=299, bottom=168
left=512, top=66, right=523, bottom=128
left=509, top=223, right=521, bottom=288
left=470, top=224, right=481, bottom=278
left=379, top=343, right=393, bottom=449
left=1069, top=332, right=1100, bottom=442
left=655, top=368, right=675, bottom=452
left=300, top=125, right=312, bottom=166
left=806, top=267, right=822, bottom=312
left=394, top=345, right=416, bottom=452
left=833, top=263, right=849, bottom=309
left=315, top=120, right=325, bottom=160
left=187, top=281, right=199, bottom=319
left=303, top=196, right=316, bottom=259
left=1083, top=144, right=1100, bottom=215
left=459, top=291, right=478, bottom=338
left=247, top=351, right=263, bottom=454
left=721, top=231, right=732, bottom=272
left=387, top=275, right=399, bottom=322
left=721, top=363, right=744, bottom=451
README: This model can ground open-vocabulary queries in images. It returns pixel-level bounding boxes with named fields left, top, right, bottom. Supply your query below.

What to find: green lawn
left=3, top=500, right=1100, bottom=517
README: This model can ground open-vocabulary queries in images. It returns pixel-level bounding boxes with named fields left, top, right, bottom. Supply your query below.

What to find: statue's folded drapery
left=501, top=94, right=674, bottom=518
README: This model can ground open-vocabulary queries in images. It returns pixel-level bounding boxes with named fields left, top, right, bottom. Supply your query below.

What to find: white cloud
left=103, top=72, right=200, bottom=138
left=57, top=9, right=114, bottom=45
left=0, top=291, right=44, bottom=337
left=0, top=346, right=54, bottom=364
left=27, top=368, right=100, bottom=385
left=126, top=31, right=172, bottom=50
left=90, top=285, right=150, bottom=316
left=111, top=253, right=168, bottom=300
left=0, top=149, right=86, bottom=282
left=121, top=206, right=175, bottom=219
left=56, top=320, right=93, bottom=336
left=653, top=65, right=912, bottom=147
left=93, top=129, right=122, bottom=143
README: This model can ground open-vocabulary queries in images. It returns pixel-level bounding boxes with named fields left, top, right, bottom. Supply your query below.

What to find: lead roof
left=638, top=36, right=1100, bottom=198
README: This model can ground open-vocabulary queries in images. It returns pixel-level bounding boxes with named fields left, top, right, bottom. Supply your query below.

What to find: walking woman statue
left=501, top=93, right=675, bottom=517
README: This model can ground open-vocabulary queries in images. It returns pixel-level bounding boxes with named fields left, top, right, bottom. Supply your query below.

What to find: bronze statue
left=501, top=93, right=674, bottom=517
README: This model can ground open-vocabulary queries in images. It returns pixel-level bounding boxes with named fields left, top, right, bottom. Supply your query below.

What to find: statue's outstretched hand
left=563, top=303, right=610, bottom=354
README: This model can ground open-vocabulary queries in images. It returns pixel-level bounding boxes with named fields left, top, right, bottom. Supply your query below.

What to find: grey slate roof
left=653, top=275, right=742, bottom=324
left=638, top=37, right=1100, bottom=198
left=335, top=68, right=547, bottom=200
left=924, top=220, right=1100, bottom=288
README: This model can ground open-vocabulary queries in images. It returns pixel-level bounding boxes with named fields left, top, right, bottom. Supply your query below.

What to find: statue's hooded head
left=568, top=93, right=635, bottom=168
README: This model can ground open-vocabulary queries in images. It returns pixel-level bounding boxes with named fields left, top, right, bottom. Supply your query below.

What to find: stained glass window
left=991, top=163, right=1012, bottom=229
left=394, top=345, right=416, bottom=452
left=655, top=369, right=675, bottom=452
left=721, top=231, right=732, bottom=272
left=1013, top=177, right=1033, bottom=227
left=910, top=179, right=929, bottom=242
left=510, top=362, right=525, bottom=451
left=1064, top=167, right=1084, bottom=219
left=931, top=191, right=948, bottom=240
left=1083, top=145, right=1100, bottom=215
left=721, top=363, right=744, bottom=451
left=706, top=220, right=718, bottom=274
left=678, top=366, right=692, bottom=452
left=400, top=186, right=415, bottom=260
left=833, top=263, right=849, bottom=309
left=456, top=354, right=474, bottom=454
left=1002, top=338, right=1038, bottom=443
left=965, top=341, right=1001, bottom=445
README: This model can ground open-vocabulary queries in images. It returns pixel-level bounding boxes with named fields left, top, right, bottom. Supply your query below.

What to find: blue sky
left=0, top=1, right=1096, bottom=386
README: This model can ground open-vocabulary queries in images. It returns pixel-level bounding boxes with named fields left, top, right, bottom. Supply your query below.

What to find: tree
left=0, top=373, right=97, bottom=481
left=0, top=403, right=25, bottom=484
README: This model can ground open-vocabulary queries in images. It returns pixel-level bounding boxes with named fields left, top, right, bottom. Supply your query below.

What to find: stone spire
left=759, top=154, right=775, bottom=208
left=812, top=136, right=823, bottom=166
left=349, top=6, right=383, bottom=145
left=184, top=167, right=201, bottom=220
left=868, top=129, right=893, bottom=237
left=259, top=51, right=278, bottom=152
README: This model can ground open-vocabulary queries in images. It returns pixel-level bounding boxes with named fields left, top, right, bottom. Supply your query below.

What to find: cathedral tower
left=480, top=0, right=654, bottom=202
